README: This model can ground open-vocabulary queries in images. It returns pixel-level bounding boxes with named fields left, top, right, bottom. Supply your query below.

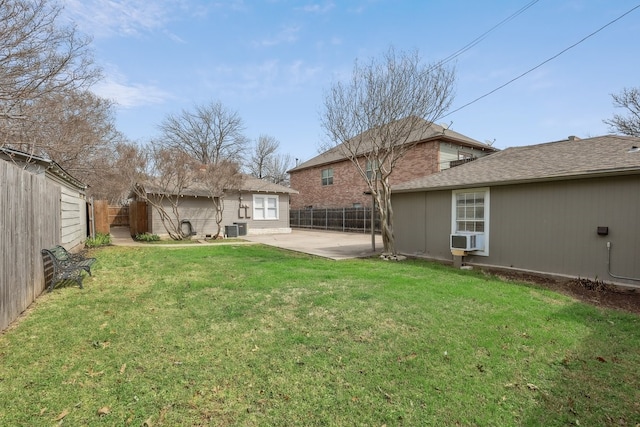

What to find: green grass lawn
left=1, top=245, right=638, bottom=426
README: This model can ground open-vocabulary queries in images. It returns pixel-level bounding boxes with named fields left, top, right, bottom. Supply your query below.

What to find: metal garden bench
left=41, top=246, right=96, bottom=292
left=50, top=245, right=96, bottom=275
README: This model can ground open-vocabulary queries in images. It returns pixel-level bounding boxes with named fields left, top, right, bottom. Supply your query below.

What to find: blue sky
left=61, top=1, right=640, bottom=163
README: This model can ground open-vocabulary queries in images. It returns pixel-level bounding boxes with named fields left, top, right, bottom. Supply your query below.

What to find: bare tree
left=265, top=152, right=293, bottom=186
left=0, top=0, right=99, bottom=143
left=158, top=101, right=248, bottom=165
left=247, top=134, right=293, bottom=185
left=320, top=46, right=455, bottom=255
left=97, top=141, right=146, bottom=204
left=130, top=144, right=199, bottom=240
left=604, top=87, right=640, bottom=137
left=248, top=134, right=279, bottom=179
left=14, top=90, right=125, bottom=196
left=156, top=101, right=249, bottom=238
left=197, top=160, right=243, bottom=238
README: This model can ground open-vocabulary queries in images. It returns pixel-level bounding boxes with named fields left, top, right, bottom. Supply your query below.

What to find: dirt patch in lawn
left=488, top=269, right=640, bottom=315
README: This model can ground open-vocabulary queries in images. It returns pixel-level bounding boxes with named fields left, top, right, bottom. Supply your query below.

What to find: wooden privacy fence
left=93, top=201, right=129, bottom=234
left=290, top=207, right=380, bottom=233
left=0, top=161, right=60, bottom=332
left=92, top=200, right=147, bottom=236
left=109, top=205, right=129, bottom=226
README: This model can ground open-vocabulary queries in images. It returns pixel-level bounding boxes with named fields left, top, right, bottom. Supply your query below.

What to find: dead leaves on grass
left=504, top=382, right=541, bottom=392
left=97, top=406, right=111, bottom=416
left=396, top=352, right=417, bottom=362
left=54, top=409, right=69, bottom=421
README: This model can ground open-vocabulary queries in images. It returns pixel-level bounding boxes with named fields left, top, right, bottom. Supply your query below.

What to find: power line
left=442, top=3, right=640, bottom=119
left=434, top=0, right=540, bottom=68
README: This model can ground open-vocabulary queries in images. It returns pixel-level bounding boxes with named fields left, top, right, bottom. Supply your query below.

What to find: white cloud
left=91, top=71, right=172, bottom=108
left=198, top=59, right=323, bottom=99
left=297, top=2, right=335, bottom=14
left=62, top=0, right=176, bottom=38
left=254, top=25, right=301, bottom=47
left=61, top=0, right=236, bottom=39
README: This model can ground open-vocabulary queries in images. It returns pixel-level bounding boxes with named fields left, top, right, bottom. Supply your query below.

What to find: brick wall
left=290, top=141, right=441, bottom=209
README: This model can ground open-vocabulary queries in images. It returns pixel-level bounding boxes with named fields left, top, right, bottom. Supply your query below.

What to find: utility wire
left=442, top=3, right=640, bottom=119
left=434, top=0, right=540, bottom=68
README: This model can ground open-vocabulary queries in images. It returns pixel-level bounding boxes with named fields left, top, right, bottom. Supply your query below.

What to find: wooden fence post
left=94, top=200, right=110, bottom=234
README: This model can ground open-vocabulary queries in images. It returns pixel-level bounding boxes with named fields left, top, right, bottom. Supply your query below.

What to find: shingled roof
left=140, top=174, right=297, bottom=198
left=289, top=117, right=496, bottom=172
left=392, top=135, right=640, bottom=193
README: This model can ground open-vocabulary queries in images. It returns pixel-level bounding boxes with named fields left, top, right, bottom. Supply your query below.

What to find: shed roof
left=239, top=175, right=298, bottom=194
left=392, top=135, right=640, bottom=193
left=0, top=147, right=87, bottom=190
left=289, top=117, right=496, bottom=172
left=140, top=174, right=297, bottom=197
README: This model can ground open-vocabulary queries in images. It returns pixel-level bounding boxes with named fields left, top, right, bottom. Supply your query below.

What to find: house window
left=366, top=160, right=379, bottom=180
left=321, top=168, right=333, bottom=186
left=253, top=195, right=279, bottom=220
left=451, top=188, right=490, bottom=255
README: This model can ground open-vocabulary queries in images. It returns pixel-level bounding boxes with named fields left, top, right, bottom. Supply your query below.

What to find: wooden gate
left=92, top=200, right=147, bottom=236
left=109, top=205, right=129, bottom=226
left=128, top=201, right=148, bottom=236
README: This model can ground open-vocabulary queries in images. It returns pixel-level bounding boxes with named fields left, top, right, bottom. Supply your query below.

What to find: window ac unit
left=450, top=233, right=484, bottom=251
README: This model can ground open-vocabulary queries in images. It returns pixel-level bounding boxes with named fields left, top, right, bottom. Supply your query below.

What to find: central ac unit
left=450, top=233, right=484, bottom=251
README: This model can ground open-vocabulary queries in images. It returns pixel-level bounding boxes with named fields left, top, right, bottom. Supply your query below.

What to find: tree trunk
left=375, top=178, right=396, bottom=255
left=212, top=197, right=224, bottom=239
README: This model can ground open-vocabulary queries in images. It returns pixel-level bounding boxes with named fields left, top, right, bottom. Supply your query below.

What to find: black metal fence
left=290, top=207, right=380, bottom=233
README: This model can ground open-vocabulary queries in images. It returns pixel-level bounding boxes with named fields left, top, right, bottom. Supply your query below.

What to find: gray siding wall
left=393, top=175, right=640, bottom=286
left=234, top=191, right=292, bottom=234
left=148, top=192, right=291, bottom=238
left=60, top=186, right=87, bottom=250
left=394, top=191, right=452, bottom=261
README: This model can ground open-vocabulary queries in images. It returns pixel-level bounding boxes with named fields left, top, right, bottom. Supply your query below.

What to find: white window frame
left=451, top=187, right=490, bottom=256
left=253, top=195, right=279, bottom=220
left=321, top=168, right=333, bottom=186
left=365, top=160, right=379, bottom=180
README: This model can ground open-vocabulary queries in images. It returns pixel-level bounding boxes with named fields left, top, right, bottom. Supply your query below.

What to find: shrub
left=135, top=233, right=160, bottom=242
left=85, top=233, right=111, bottom=248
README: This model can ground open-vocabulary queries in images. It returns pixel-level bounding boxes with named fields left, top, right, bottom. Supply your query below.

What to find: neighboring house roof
left=0, top=147, right=87, bottom=190
left=239, top=175, right=298, bottom=194
left=139, top=174, right=298, bottom=198
left=392, top=135, right=640, bottom=193
left=289, top=117, right=497, bottom=172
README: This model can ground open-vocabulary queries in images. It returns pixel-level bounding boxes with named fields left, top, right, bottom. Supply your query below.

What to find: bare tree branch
left=604, top=87, right=640, bottom=137
left=248, top=134, right=279, bottom=179
left=158, top=100, right=248, bottom=165
left=247, top=134, right=293, bottom=185
left=265, top=152, right=293, bottom=186
left=0, top=0, right=100, bottom=132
